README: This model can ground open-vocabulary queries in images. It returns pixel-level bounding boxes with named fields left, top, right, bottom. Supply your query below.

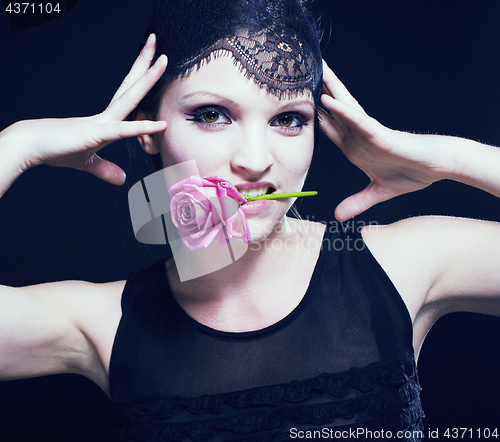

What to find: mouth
left=235, top=182, right=276, bottom=199
left=237, top=186, right=276, bottom=199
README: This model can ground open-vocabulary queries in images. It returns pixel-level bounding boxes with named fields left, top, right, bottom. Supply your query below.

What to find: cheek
left=276, top=135, right=314, bottom=179
left=159, top=128, right=187, bottom=167
left=159, top=124, right=228, bottom=174
left=297, top=145, right=314, bottom=174
left=159, top=123, right=203, bottom=167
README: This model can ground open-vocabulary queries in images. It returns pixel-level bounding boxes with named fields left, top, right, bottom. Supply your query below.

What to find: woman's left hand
left=320, top=61, right=452, bottom=222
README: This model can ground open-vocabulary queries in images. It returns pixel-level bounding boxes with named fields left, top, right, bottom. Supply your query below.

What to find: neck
left=166, top=218, right=325, bottom=331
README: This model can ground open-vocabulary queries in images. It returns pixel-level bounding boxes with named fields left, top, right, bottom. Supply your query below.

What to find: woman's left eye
left=271, top=113, right=308, bottom=129
left=186, top=107, right=232, bottom=126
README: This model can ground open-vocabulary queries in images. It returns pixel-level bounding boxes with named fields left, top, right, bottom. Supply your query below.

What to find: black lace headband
left=144, top=0, right=323, bottom=103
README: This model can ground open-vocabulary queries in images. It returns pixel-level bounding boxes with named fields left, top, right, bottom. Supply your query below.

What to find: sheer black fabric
left=110, top=225, right=424, bottom=441
left=144, top=0, right=323, bottom=102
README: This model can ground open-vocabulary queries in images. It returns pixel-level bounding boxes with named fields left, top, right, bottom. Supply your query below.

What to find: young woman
left=1, top=0, right=499, bottom=440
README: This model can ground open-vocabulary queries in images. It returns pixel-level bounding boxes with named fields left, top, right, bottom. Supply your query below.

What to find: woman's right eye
left=185, top=107, right=232, bottom=127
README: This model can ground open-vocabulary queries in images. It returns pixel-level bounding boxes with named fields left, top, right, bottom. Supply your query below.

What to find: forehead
left=161, top=54, right=315, bottom=111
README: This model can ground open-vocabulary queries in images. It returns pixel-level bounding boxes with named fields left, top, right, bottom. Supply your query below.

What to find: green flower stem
left=246, top=191, right=318, bottom=201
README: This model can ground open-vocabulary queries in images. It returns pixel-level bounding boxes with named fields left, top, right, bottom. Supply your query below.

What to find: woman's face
left=155, top=55, right=315, bottom=242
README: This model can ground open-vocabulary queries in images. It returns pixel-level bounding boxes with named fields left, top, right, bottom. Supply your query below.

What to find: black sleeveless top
left=110, top=225, right=424, bottom=441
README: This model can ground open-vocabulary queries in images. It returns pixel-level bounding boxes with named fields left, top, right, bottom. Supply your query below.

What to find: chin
left=244, top=216, right=286, bottom=246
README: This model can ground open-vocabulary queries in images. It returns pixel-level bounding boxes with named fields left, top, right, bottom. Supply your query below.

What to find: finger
left=321, top=84, right=332, bottom=98
left=104, top=55, right=168, bottom=121
left=97, top=120, right=167, bottom=143
left=321, top=94, right=380, bottom=141
left=322, top=60, right=364, bottom=112
left=79, top=154, right=126, bottom=185
left=334, top=183, right=378, bottom=222
left=334, top=183, right=393, bottom=222
left=111, top=33, right=157, bottom=103
left=318, top=108, right=345, bottom=147
left=320, top=94, right=352, bottom=137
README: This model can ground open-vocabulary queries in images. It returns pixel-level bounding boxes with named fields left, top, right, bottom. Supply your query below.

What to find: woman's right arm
left=0, top=33, right=167, bottom=198
left=0, top=34, right=166, bottom=391
left=0, top=280, right=125, bottom=394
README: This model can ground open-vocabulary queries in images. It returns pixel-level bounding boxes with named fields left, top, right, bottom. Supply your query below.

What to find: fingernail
left=145, top=33, right=154, bottom=47
left=155, top=54, right=167, bottom=67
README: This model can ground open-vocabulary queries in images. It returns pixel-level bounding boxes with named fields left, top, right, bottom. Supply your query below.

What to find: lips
left=235, top=182, right=276, bottom=199
left=237, top=186, right=269, bottom=198
left=239, top=198, right=274, bottom=215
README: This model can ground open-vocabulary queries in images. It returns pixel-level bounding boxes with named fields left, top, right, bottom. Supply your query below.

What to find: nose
left=230, top=125, right=274, bottom=178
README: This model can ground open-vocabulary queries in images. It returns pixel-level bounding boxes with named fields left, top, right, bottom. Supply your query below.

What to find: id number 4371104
left=5, top=3, right=61, bottom=14
left=439, top=428, right=499, bottom=439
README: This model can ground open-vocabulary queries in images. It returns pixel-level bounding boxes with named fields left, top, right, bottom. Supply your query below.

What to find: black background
left=1, top=0, right=499, bottom=440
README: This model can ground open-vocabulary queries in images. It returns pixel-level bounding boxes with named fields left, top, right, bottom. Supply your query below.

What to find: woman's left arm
left=320, top=61, right=500, bottom=222
left=320, top=61, right=500, bottom=318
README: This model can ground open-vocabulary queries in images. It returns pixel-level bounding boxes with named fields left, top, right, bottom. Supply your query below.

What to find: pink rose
left=169, top=176, right=251, bottom=251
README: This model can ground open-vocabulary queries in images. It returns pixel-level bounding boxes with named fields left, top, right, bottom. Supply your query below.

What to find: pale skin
left=0, top=35, right=499, bottom=398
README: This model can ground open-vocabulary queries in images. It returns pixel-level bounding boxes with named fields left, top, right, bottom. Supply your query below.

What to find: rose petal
left=169, top=175, right=251, bottom=250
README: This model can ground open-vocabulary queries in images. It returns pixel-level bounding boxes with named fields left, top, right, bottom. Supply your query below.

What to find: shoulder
left=358, top=216, right=445, bottom=310
left=358, top=216, right=486, bottom=312
left=360, top=215, right=500, bottom=284
left=61, top=280, right=125, bottom=390
left=360, top=216, right=500, bottom=351
left=0, top=279, right=125, bottom=394
left=21, top=279, right=125, bottom=337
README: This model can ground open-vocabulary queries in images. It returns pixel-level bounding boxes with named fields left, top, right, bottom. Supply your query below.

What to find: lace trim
left=114, top=357, right=423, bottom=441
left=116, top=401, right=424, bottom=442
left=170, top=28, right=318, bottom=100
left=202, top=418, right=425, bottom=442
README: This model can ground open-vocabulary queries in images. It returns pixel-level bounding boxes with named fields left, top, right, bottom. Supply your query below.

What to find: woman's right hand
left=0, top=34, right=167, bottom=196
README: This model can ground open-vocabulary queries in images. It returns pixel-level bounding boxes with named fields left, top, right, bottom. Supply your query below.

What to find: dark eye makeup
left=185, top=106, right=231, bottom=127
left=185, top=106, right=310, bottom=131
left=271, top=112, right=310, bottom=129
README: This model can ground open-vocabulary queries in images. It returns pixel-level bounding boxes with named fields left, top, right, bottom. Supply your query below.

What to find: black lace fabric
left=114, top=356, right=424, bottom=442
left=174, top=29, right=317, bottom=100
left=145, top=0, right=323, bottom=102
left=110, top=227, right=425, bottom=441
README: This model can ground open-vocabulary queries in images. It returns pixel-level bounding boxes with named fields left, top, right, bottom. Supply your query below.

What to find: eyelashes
left=185, top=106, right=310, bottom=132
left=185, top=106, right=231, bottom=127
left=271, top=112, right=309, bottom=130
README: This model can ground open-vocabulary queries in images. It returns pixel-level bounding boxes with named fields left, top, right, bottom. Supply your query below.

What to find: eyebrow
left=181, top=91, right=241, bottom=109
left=276, top=99, right=315, bottom=112
left=180, top=91, right=315, bottom=112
